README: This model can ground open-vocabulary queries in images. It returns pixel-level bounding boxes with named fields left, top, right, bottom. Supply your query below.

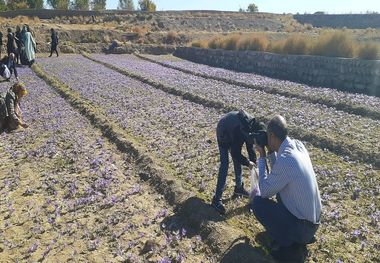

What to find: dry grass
left=238, top=34, right=269, bottom=51
left=165, top=31, right=179, bottom=44
left=222, top=34, right=240, bottom=50
left=191, top=39, right=208, bottom=48
left=280, top=34, right=312, bottom=55
left=311, top=31, right=355, bottom=58
left=132, top=26, right=146, bottom=38
left=194, top=30, right=380, bottom=59
left=357, top=42, right=380, bottom=60
left=208, top=36, right=223, bottom=49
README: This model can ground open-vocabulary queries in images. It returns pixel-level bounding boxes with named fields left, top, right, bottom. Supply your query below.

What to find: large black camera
left=253, top=130, right=268, bottom=147
left=237, top=110, right=268, bottom=147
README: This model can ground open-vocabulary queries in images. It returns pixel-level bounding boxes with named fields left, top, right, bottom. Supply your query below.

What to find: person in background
left=0, top=31, right=3, bottom=59
left=49, top=28, right=59, bottom=57
left=0, top=82, right=28, bottom=132
left=107, top=40, right=119, bottom=53
left=6, top=28, right=17, bottom=57
left=21, top=25, right=36, bottom=66
left=0, top=53, right=19, bottom=81
left=250, top=115, right=322, bottom=262
left=15, top=25, right=23, bottom=64
left=211, top=110, right=263, bottom=214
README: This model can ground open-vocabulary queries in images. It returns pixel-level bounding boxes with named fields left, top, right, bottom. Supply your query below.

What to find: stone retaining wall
left=294, top=14, right=380, bottom=29
left=174, top=47, right=380, bottom=97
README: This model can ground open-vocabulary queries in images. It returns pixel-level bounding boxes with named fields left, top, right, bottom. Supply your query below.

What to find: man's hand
left=249, top=161, right=255, bottom=170
left=256, top=145, right=266, bottom=157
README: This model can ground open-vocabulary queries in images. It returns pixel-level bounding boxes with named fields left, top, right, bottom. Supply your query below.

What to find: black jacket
left=6, top=33, right=16, bottom=54
left=216, top=111, right=256, bottom=166
left=51, top=32, right=58, bottom=46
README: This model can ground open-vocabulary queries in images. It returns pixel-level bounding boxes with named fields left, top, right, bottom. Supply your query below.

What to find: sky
left=106, top=0, right=380, bottom=14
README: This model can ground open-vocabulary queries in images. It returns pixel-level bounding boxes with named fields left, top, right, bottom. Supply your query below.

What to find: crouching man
left=250, top=115, right=322, bottom=261
left=211, top=110, right=264, bottom=214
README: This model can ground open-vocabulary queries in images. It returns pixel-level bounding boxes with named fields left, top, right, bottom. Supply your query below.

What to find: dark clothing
left=214, top=143, right=244, bottom=200
left=216, top=111, right=256, bottom=166
left=6, top=32, right=17, bottom=56
left=15, top=31, right=23, bottom=64
left=0, top=90, right=19, bottom=131
left=107, top=41, right=118, bottom=52
left=49, top=32, right=59, bottom=57
left=0, top=57, right=18, bottom=79
left=250, top=195, right=319, bottom=247
left=0, top=32, right=2, bottom=58
left=51, top=32, right=58, bottom=46
left=213, top=110, right=257, bottom=201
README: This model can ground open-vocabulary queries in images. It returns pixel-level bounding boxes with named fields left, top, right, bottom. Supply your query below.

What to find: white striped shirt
left=258, top=137, right=322, bottom=224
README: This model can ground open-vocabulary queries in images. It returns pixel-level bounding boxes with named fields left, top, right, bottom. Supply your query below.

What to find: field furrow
left=89, top=54, right=380, bottom=168
left=36, top=55, right=380, bottom=262
left=141, top=54, right=380, bottom=120
left=0, top=67, right=212, bottom=263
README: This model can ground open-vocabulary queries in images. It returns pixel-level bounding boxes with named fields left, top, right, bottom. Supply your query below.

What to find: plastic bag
left=249, top=166, right=261, bottom=200
left=2, top=66, right=10, bottom=79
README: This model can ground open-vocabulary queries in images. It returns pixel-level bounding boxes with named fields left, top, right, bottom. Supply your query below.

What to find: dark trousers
left=214, top=143, right=243, bottom=201
left=250, top=195, right=319, bottom=247
left=50, top=45, right=59, bottom=57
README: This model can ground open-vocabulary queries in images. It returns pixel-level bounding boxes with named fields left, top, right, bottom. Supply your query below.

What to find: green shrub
left=357, top=42, right=380, bottom=60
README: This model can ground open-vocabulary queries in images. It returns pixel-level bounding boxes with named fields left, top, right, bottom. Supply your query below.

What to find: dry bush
left=281, top=34, right=312, bottom=55
left=221, top=35, right=240, bottom=50
left=305, top=24, right=313, bottom=30
left=165, top=31, right=178, bottom=44
left=132, top=26, right=146, bottom=38
left=357, top=42, right=380, bottom=60
left=267, top=40, right=286, bottom=54
left=191, top=40, right=208, bottom=48
left=208, top=36, right=223, bottom=49
left=238, top=34, right=269, bottom=52
left=311, top=31, right=355, bottom=58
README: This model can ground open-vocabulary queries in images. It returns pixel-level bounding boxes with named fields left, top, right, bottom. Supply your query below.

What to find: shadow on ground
left=162, top=196, right=275, bottom=262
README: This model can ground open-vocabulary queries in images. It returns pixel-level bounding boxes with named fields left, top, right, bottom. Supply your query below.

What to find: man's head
left=267, top=115, right=288, bottom=152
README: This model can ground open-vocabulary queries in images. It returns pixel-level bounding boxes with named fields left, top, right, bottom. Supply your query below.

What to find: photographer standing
left=211, top=110, right=264, bottom=214
left=250, top=115, right=322, bottom=261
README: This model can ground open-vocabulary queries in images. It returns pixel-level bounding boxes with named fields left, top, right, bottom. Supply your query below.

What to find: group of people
left=212, top=110, right=322, bottom=261
left=0, top=26, right=59, bottom=82
left=1, top=22, right=321, bottom=261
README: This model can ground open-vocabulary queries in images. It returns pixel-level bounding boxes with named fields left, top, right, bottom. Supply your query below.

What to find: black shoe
left=211, top=198, right=226, bottom=215
left=271, top=243, right=307, bottom=262
left=234, top=183, right=250, bottom=198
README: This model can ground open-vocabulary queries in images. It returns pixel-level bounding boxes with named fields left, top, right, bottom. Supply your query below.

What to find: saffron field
left=0, top=54, right=379, bottom=262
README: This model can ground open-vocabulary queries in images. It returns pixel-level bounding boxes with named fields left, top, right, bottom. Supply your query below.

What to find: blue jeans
left=214, top=143, right=243, bottom=201
left=250, top=195, right=319, bottom=247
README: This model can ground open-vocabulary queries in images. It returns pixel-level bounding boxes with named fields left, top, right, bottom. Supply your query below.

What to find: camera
left=253, top=130, right=268, bottom=147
